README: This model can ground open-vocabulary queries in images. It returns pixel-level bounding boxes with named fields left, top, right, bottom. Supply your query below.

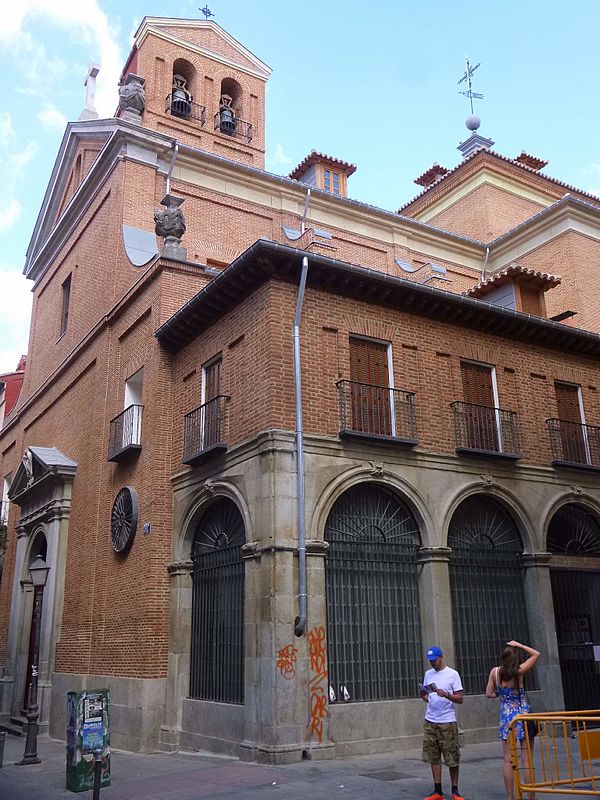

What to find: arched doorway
left=22, top=530, right=48, bottom=713
left=448, top=495, right=531, bottom=694
left=190, top=498, right=245, bottom=704
left=325, top=482, right=422, bottom=702
left=548, top=503, right=600, bottom=710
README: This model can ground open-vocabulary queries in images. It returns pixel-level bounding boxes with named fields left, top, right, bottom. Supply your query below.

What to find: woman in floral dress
left=486, top=640, right=540, bottom=800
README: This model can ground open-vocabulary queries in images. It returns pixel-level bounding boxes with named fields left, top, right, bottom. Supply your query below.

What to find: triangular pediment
left=9, top=446, right=77, bottom=503
left=136, top=18, right=271, bottom=80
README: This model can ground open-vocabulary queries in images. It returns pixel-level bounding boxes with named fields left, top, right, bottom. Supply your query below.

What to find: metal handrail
left=336, top=379, right=417, bottom=441
left=164, top=93, right=206, bottom=125
left=546, top=418, right=599, bottom=467
left=183, top=395, right=229, bottom=462
left=108, top=404, right=143, bottom=460
left=213, top=112, right=253, bottom=142
left=451, top=401, right=521, bottom=457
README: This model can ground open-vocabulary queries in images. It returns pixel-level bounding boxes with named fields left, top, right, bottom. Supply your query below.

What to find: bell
left=171, top=87, right=191, bottom=119
left=219, top=106, right=236, bottom=135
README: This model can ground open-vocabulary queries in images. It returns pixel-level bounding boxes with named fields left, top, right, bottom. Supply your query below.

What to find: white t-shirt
left=423, top=666, right=463, bottom=724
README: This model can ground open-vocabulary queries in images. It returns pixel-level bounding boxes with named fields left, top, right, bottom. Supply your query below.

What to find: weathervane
left=200, top=5, right=215, bottom=19
left=458, top=55, right=483, bottom=114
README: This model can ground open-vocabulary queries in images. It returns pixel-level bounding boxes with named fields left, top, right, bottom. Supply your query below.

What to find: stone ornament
left=118, top=73, right=146, bottom=119
left=154, top=194, right=187, bottom=260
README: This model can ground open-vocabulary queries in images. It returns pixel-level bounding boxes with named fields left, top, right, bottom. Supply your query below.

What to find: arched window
left=548, top=503, right=600, bottom=710
left=325, top=483, right=422, bottom=702
left=190, top=498, right=245, bottom=704
left=449, top=495, right=531, bottom=693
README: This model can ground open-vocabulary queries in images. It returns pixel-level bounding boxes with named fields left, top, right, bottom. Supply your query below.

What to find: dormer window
left=323, top=169, right=340, bottom=195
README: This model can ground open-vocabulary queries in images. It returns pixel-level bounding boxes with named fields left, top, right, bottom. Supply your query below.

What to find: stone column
left=417, top=547, right=454, bottom=662
left=159, top=559, right=193, bottom=752
left=522, top=553, right=564, bottom=711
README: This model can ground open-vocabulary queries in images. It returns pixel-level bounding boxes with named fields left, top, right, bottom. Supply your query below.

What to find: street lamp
left=17, top=555, right=50, bottom=766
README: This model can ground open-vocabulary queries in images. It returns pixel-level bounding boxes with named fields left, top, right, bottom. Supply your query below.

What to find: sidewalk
left=0, top=733, right=519, bottom=800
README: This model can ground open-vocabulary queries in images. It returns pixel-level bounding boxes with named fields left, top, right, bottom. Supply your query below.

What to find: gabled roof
left=9, top=446, right=77, bottom=503
left=465, top=265, right=561, bottom=299
left=155, top=239, right=600, bottom=358
left=289, top=150, right=357, bottom=180
left=399, top=148, right=600, bottom=214
left=133, top=17, right=271, bottom=80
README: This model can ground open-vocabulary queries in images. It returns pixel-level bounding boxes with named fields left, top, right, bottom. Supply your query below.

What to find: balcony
left=451, top=402, right=521, bottom=460
left=164, top=93, right=206, bottom=125
left=107, top=405, right=143, bottom=462
left=546, top=418, right=600, bottom=471
left=213, top=112, right=253, bottom=142
left=336, top=380, right=418, bottom=446
left=183, top=395, right=229, bottom=465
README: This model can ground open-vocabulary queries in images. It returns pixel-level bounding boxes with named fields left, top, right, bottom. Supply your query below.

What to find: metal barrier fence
left=509, top=710, right=600, bottom=798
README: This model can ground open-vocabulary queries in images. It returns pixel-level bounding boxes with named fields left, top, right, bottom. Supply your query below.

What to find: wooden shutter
left=460, top=361, right=498, bottom=451
left=461, top=361, right=495, bottom=407
left=555, top=382, right=585, bottom=463
left=203, top=357, right=222, bottom=447
left=349, top=338, right=391, bottom=435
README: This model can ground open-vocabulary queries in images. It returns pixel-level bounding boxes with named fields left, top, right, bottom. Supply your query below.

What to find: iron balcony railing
left=183, top=395, right=229, bottom=464
left=107, top=404, right=143, bottom=461
left=336, top=380, right=418, bottom=444
left=164, top=93, right=206, bottom=125
left=451, top=401, right=521, bottom=459
left=213, top=112, right=253, bottom=142
left=546, top=418, right=600, bottom=469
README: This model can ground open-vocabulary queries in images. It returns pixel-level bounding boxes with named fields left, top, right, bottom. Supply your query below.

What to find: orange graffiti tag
left=307, top=626, right=328, bottom=742
left=276, top=644, right=298, bottom=679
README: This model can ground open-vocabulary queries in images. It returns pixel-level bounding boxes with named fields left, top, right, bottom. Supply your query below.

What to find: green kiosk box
left=66, top=689, right=110, bottom=792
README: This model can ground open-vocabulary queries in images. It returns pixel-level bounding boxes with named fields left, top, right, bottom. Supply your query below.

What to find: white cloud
left=3, top=1, right=123, bottom=118
left=582, top=163, right=600, bottom=198
left=0, top=199, right=22, bottom=232
left=0, top=269, right=32, bottom=373
left=0, top=113, right=38, bottom=236
left=273, top=144, right=292, bottom=166
left=37, top=104, right=68, bottom=131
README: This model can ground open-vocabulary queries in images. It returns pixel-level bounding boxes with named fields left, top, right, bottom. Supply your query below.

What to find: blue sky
left=1, top=0, right=600, bottom=374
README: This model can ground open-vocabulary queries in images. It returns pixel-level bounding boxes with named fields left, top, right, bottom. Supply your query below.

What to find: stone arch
left=312, top=465, right=432, bottom=547
left=21, top=526, right=48, bottom=581
left=542, top=491, right=600, bottom=553
left=442, top=480, right=535, bottom=554
left=176, top=480, right=252, bottom=563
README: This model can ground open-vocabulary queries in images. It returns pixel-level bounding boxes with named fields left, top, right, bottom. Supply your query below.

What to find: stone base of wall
left=50, top=673, right=166, bottom=752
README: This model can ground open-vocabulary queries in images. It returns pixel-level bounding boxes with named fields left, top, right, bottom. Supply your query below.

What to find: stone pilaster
left=521, top=553, right=564, bottom=711
left=417, top=547, right=454, bottom=662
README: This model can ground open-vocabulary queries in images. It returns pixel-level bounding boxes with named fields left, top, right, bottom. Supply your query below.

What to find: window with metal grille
left=449, top=495, right=531, bottom=694
left=190, top=498, right=245, bottom=704
left=325, top=482, right=422, bottom=702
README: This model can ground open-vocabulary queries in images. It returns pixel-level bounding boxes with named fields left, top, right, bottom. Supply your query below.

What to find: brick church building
left=0, top=16, right=599, bottom=762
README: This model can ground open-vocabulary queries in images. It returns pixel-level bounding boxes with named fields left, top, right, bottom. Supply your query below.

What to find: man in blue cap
left=420, top=645, right=464, bottom=800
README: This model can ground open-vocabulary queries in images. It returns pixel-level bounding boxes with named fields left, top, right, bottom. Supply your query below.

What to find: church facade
left=0, top=16, right=599, bottom=763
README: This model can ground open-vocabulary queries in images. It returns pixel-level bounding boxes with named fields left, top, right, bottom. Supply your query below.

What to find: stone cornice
left=417, top=546, right=452, bottom=564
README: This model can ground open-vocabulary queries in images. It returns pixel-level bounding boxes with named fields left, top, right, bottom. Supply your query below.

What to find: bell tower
left=117, top=17, right=271, bottom=168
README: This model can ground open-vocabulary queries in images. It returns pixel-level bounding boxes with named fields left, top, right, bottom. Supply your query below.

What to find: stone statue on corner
left=154, top=194, right=187, bottom=260
left=118, top=73, right=146, bottom=121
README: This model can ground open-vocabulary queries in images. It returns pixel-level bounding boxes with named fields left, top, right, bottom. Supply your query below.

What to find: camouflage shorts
left=422, top=721, right=461, bottom=767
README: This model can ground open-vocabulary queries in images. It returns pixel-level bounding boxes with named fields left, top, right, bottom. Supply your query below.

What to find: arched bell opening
left=168, top=59, right=197, bottom=120
left=547, top=503, right=600, bottom=710
left=448, top=494, right=531, bottom=694
left=324, top=482, right=422, bottom=703
left=217, top=77, right=243, bottom=136
left=189, top=497, right=246, bottom=704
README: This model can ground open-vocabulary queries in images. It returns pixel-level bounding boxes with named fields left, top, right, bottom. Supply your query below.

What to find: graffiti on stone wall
left=307, top=626, right=328, bottom=742
left=276, top=643, right=298, bottom=679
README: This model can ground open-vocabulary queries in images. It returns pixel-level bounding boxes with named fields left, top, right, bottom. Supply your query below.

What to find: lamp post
left=17, top=555, right=49, bottom=766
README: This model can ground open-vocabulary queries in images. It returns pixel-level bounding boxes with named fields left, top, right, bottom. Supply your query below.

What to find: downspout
left=165, top=141, right=179, bottom=195
left=294, top=254, right=309, bottom=637
left=300, top=188, right=311, bottom=235
left=480, top=245, right=490, bottom=281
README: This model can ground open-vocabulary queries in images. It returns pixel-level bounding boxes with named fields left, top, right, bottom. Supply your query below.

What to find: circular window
left=110, top=486, right=138, bottom=554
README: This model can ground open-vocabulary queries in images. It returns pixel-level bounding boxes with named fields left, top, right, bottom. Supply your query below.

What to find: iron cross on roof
left=458, top=56, right=484, bottom=114
left=200, top=5, right=215, bottom=19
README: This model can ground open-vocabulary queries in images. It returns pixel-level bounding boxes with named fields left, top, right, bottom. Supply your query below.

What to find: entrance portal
left=548, top=503, right=600, bottom=711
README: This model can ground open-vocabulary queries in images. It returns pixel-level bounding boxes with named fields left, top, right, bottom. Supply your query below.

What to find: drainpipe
left=480, top=245, right=490, bottom=281
left=300, top=188, right=311, bottom=235
left=165, top=141, right=179, bottom=195
left=294, top=254, right=309, bottom=637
